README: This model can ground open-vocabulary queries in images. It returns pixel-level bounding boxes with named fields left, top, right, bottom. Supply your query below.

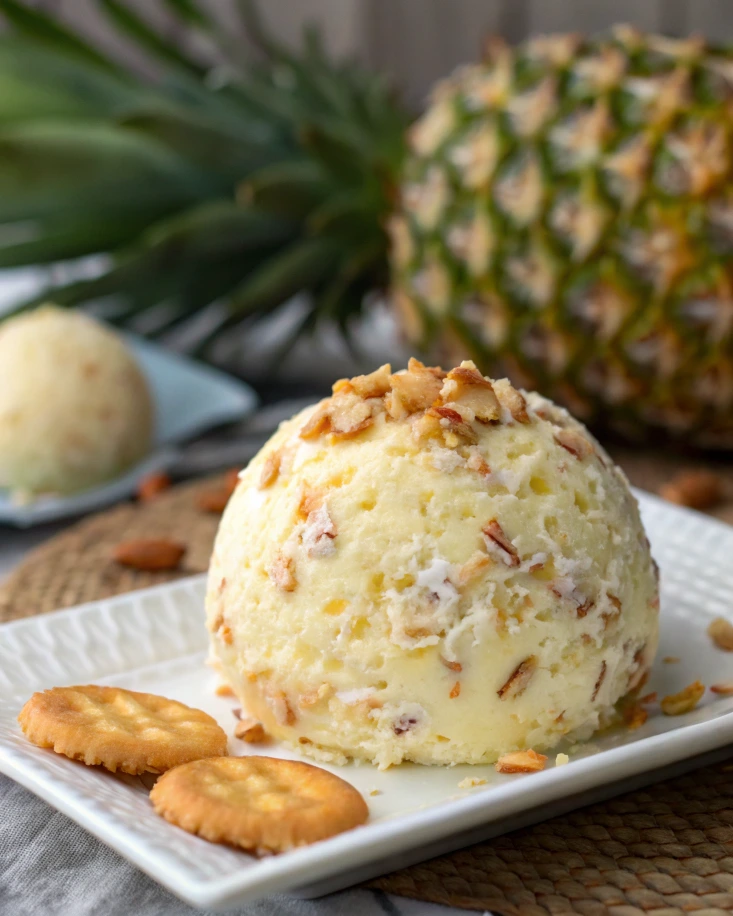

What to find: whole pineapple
left=391, top=27, right=733, bottom=446
left=1, top=4, right=733, bottom=447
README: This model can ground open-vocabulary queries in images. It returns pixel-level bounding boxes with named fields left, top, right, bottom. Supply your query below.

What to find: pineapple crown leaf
left=0, top=0, right=410, bottom=356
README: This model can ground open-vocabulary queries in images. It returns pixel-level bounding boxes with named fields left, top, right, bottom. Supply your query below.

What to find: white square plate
left=1, top=491, right=733, bottom=911
left=0, top=333, right=258, bottom=527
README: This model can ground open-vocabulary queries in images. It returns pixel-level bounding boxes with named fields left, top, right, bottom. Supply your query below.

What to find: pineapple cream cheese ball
left=0, top=305, right=153, bottom=498
left=207, top=359, right=659, bottom=768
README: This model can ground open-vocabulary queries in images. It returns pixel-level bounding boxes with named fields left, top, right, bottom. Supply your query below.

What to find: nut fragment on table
left=112, top=538, right=186, bottom=571
left=707, top=617, right=733, bottom=651
left=233, top=718, right=268, bottom=743
left=659, top=470, right=725, bottom=510
left=495, top=749, right=547, bottom=774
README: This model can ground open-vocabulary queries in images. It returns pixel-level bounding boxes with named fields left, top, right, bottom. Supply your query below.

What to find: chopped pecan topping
left=708, top=617, right=733, bottom=651
left=441, top=362, right=501, bottom=423
left=302, top=502, right=337, bottom=557
left=457, top=552, right=492, bottom=587
left=592, top=661, right=607, bottom=701
left=498, top=656, right=537, bottom=699
left=268, top=691, right=297, bottom=726
left=329, top=391, right=381, bottom=439
left=449, top=681, right=461, bottom=698
left=494, top=379, right=530, bottom=423
left=428, top=405, right=479, bottom=445
left=259, top=448, right=282, bottom=489
left=411, top=409, right=444, bottom=443
left=623, top=703, right=648, bottom=730
left=440, top=657, right=463, bottom=672
left=660, top=680, right=705, bottom=716
left=348, top=363, right=392, bottom=398
left=660, top=469, right=724, bottom=510
left=268, top=554, right=297, bottom=592
left=482, top=519, right=520, bottom=567
left=554, top=428, right=594, bottom=459
left=466, top=448, right=491, bottom=477
left=299, top=402, right=332, bottom=439
left=234, top=718, right=268, bottom=743
left=297, top=485, right=323, bottom=520
left=387, top=359, right=444, bottom=418
left=710, top=682, right=733, bottom=695
left=495, top=748, right=547, bottom=774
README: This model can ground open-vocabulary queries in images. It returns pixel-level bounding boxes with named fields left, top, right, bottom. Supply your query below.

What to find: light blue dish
left=0, top=333, right=257, bottom=528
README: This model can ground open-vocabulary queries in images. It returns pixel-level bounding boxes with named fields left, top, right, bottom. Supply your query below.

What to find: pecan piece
left=707, top=617, right=733, bottom=651
left=349, top=363, right=392, bottom=398
left=660, top=680, right=705, bottom=716
left=495, top=749, right=547, bottom=774
left=498, top=656, right=537, bottom=699
left=428, top=405, right=479, bottom=445
left=234, top=718, right=268, bottom=743
left=259, top=449, right=282, bottom=489
left=482, top=519, right=520, bottom=567
left=457, top=552, right=492, bottom=587
left=299, top=402, right=331, bottom=439
left=268, top=691, right=297, bottom=726
left=660, top=470, right=724, bottom=510
left=554, top=428, right=594, bottom=460
left=591, top=661, right=607, bottom=701
left=494, top=379, right=530, bottom=423
left=440, top=657, right=463, bottom=672
left=329, top=391, right=379, bottom=439
left=387, top=358, right=444, bottom=418
left=268, top=554, right=296, bottom=592
left=440, top=362, right=501, bottom=422
left=302, top=503, right=337, bottom=557
left=449, top=681, right=461, bottom=699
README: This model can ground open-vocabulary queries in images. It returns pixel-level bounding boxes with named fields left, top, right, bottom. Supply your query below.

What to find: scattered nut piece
left=298, top=684, right=334, bottom=708
left=465, top=448, right=491, bottom=477
left=494, top=379, right=530, bottom=423
left=457, top=552, right=492, bottom=587
left=660, top=680, right=705, bottom=716
left=233, top=718, right=268, bottom=743
left=711, top=682, right=733, bottom=695
left=112, top=538, right=186, bottom=572
left=663, top=656, right=680, bottom=664
left=440, top=657, right=463, bottom=673
left=449, top=681, right=461, bottom=699
left=369, top=788, right=382, bottom=797
left=458, top=776, right=487, bottom=788
left=215, top=684, right=234, bottom=698
left=387, top=359, right=444, bottom=418
left=219, top=624, right=233, bottom=646
left=659, top=469, right=725, bottom=510
left=498, top=656, right=537, bottom=700
left=259, top=449, right=282, bottom=489
left=555, top=753, right=569, bottom=767
left=554, top=428, right=594, bottom=460
left=268, top=554, right=297, bottom=592
left=197, top=489, right=231, bottom=514
left=299, top=402, right=331, bottom=439
left=268, top=691, right=297, bottom=726
left=329, top=391, right=380, bottom=439
left=622, top=703, right=648, bottom=730
left=639, top=692, right=657, bottom=705
left=495, top=749, right=547, bottom=774
left=302, top=503, right=337, bottom=557
left=482, top=519, right=520, bottom=567
left=708, top=617, right=733, bottom=651
left=428, top=405, right=478, bottom=446
left=136, top=472, right=171, bottom=502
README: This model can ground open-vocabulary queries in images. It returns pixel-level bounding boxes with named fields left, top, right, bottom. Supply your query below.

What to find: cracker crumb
left=555, top=753, right=569, bottom=767
left=458, top=776, right=487, bottom=788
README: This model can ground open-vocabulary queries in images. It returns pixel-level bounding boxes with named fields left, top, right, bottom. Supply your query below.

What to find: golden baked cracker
left=150, top=756, right=369, bottom=853
left=18, top=685, right=228, bottom=775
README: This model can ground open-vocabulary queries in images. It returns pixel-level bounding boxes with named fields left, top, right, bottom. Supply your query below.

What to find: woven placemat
left=2, top=462, right=733, bottom=915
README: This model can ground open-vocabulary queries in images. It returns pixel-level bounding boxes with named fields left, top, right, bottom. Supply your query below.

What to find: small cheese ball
left=0, top=306, right=153, bottom=498
left=207, top=358, right=659, bottom=768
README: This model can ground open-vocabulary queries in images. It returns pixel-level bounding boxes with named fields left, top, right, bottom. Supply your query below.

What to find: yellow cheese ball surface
left=0, top=306, right=153, bottom=497
left=207, top=360, right=658, bottom=768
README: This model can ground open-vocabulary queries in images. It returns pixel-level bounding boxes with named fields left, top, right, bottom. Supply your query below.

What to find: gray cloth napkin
left=0, top=776, right=457, bottom=916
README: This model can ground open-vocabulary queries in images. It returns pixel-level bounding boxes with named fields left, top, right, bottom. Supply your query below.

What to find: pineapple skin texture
left=391, top=29, right=733, bottom=447
left=0, top=306, right=153, bottom=497
left=206, top=368, right=658, bottom=768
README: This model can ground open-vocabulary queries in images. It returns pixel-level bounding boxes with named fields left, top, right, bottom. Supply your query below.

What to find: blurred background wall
left=26, top=0, right=733, bottom=106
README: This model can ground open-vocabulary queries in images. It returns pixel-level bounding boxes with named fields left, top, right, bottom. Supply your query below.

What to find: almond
left=554, top=428, right=594, bottom=460
left=495, top=748, right=547, bottom=774
left=112, top=538, right=185, bottom=571
left=710, top=682, right=733, bottom=695
left=591, top=661, right=607, bottom=701
left=268, top=554, right=297, bottom=592
left=441, top=363, right=500, bottom=423
left=708, top=617, right=733, bottom=651
left=196, top=489, right=231, bottom=514
left=348, top=364, right=392, bottom=399
left=234, top=718, right=268, bottom=743
left=136, top=472, right=171, bottom=502
left=494, top=379, right=530, bottom=423
left=498, top=656, right=537, bottom=699
left=482, top=519, right=520, bottom=567
left=622, top=703, right=648, bottom=730
left=259, top=450, right=282, bottom=489
left=660, top=470, right=724, bottom=510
